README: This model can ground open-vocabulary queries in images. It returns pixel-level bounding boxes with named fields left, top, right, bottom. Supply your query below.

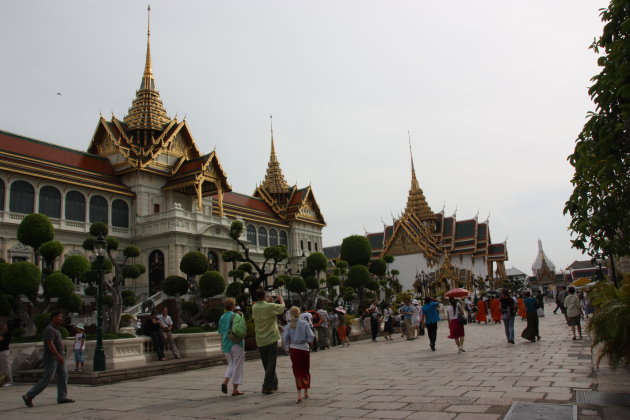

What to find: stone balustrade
left=10, top=323, right=364, bottom=373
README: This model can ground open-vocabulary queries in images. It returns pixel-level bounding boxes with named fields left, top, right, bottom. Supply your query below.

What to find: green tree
left=564, top=1, right=630, bottom=285
left=17, top=214, right=54, bottom=265
left=199, top=271, right=226, bottom=298
left=177, top=251, right=210, bottom=325
left=340, top=235, right=372, bottom=267
left=83, top=223, right=145, bottom=333
left=346, top=265, right=371, bottom=304
left=223, top=220, right=288, bottom=291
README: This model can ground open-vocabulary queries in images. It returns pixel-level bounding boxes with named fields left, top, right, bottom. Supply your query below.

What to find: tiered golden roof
left=261, top=124, right=290, bottom=194
left=404, top=149, right=434, bottom=220
left=123, top=7, right=170, bottom=134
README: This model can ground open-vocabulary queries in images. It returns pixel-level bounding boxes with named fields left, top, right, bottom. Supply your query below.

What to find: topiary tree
left=83, top=223, right=145, bottom=333
left=340, top=235, right=372, bottom=267
left=61, top=255, right=91, bottom=281
left=346, top=264, right=371, bottom=304
left=39, top=240, right=64, bottom=277
left=199, top=271, right=226, bottom=298
left=17, top=213, right=54, bottom=265
left=223, top=220, right=289, bottom=292
left=43, top=271, right=73, bottom=299
left=163, top=275, right=189, bottom=296
left=120, top=290, right=137, bottom=308
left=286, top=276, right=306, bottom=305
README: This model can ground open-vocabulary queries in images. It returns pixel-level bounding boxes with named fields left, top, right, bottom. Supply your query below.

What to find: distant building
left=325, top=152, right=508, bottom=294
left=506, top=267, right=528, bottom=286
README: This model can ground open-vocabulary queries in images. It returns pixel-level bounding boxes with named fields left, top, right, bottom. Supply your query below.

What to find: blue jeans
left=26, top=358, right=68, bottom=402
left=503, top=316, right=515, bottom=341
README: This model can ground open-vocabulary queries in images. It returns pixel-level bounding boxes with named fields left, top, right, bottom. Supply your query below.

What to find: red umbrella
left=445, top=288, right=470, bottom=298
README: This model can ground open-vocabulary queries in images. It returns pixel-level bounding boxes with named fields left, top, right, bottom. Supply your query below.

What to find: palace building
left=325, top=152, right=508, bottom=295
left=0, top=16, right=325, bottom=300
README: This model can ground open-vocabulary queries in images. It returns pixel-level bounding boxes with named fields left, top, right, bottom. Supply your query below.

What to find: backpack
left=228, top=313, right=247, bottom=343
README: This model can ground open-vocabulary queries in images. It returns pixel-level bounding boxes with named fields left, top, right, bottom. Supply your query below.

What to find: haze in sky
left=0, top=1, right=610, bottom=275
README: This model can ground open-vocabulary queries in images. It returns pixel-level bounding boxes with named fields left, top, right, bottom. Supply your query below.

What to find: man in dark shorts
left=23, top=312, right=74, bottom=407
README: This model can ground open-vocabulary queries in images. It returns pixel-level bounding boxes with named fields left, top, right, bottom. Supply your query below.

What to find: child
left=74, top=323, right=86, bottom=372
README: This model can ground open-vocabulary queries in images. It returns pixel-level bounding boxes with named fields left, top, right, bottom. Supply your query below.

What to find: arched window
left=149, top=250, right=165, bottom=295
left=9, top=181, right=34, bottom=214
left=112, top=199, right=129, bottom=228
left=280, top=231, right=288, bottom=246
left=208, top=251, right=219, bottom=271
left=65, top=191, right=86, bottom=221
left=246, top=224, right=257, bottom=244
left=258, top=227, right=268, bottom=247
left=269, top=229, right=278, bottom=246
left=38, top=186, right=61, bottom=219
left=0, top=178, right=5, bottom=211
left=89, top=195, right=108, bottom=224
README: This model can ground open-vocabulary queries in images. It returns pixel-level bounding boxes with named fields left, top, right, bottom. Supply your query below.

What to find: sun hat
left=335, top=306, right=346, bottom=314
left=76, top=323, right=85, bottom=330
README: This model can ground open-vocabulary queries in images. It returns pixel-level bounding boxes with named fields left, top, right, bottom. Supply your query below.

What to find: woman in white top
left=411, top=301, right=420, bottom=338
left=446, top=297, right=466, bottom=353
left=382, top=303, right=394, bottom=340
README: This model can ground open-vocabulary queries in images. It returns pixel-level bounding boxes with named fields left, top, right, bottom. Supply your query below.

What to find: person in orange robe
left=476, top=299, right=487, bottom=324
left=490, top=297, right=502, bottom=324
left=517, top=297, right=527, bottom=321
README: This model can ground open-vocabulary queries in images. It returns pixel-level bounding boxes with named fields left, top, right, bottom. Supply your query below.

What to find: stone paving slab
left=0, top=302, right=627, bottom=419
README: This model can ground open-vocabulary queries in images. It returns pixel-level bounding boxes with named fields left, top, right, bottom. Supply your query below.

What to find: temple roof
left=0, top=129, right=133, bottom=196
left=123, top=7, right=170, bottom=132
left=260, top=125, right=290, bottom=194
left=532, top=239, right=555, bottom=272
left=211, top=191, right=288, bottom=227
left=162, top=152, right=231, bottom=194
left=404, top=149, right=434, bottom=220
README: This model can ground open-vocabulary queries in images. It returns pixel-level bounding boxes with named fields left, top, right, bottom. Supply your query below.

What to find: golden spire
left=261, top=115, right=290, bottom=194
left=404, top=132, right=434, bottom=220
left=123, top=5, right=170, bottom=134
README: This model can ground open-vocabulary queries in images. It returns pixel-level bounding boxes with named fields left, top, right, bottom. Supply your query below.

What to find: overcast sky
left=0, top=1, right=609, bottom=275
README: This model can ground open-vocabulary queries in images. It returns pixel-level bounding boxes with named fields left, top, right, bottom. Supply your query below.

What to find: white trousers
left=224, top=344, right=244, bottom=385
left=0, top=350, right=12, bottom=384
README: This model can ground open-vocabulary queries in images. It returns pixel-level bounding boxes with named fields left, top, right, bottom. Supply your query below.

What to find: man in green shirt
left=252, top=288, right=285, bottom=394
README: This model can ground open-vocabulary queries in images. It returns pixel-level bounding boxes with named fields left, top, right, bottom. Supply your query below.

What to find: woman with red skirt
left=447, top=297, right=466, bottom=353
left=282, top=306, right=316, bottom=403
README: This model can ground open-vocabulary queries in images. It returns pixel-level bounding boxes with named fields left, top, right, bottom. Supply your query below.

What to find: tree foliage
left=43, top=271, right=73, bottom=298
left=163, top=275, right=189, bottom=296
left=199, top=271, right=226, bottom=298
left=587, top=275, right=630, bottom=370
left=179, top=252, right=209, bottom=277
left=369, top=258, right=387, bottom=277
left=306, top=252, right=328, bottom=274
left=39, top=241, right=64, bottom=265
left=4, top=262, right=40, bottom=297
left=61, top=255, right=91, bottom=279
left=340, top=235, right=372, bottom=267
left=564, top=1, right=630, bottom=279
left=17, top=214, right=54, bottom=251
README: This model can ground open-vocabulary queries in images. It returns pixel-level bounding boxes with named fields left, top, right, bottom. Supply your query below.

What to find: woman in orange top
left=476, top=299, right=487, bottom=324
left=517, top=297, right=527, bottom=321
left=490, top=297, right=502, bottom=324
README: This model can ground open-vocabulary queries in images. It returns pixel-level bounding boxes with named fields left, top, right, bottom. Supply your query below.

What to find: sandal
left=296, top=398, right=302, bottom=404
left=58, top=398, right=75, bottom=404
left=221, top=383, right=228, bottom=394
left=232, top=390, right=244, bottom=396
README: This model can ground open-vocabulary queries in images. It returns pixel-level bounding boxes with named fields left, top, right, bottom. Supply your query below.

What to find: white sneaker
left=3, top=383, right=14, bottom=387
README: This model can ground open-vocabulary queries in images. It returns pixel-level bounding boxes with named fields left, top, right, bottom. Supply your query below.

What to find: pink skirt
left=448, top=319, right=465, bottom=339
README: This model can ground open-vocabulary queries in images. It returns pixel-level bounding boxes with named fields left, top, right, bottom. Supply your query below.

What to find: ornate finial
left=123, top=5, right=170, bottom=133
left=261, top=119, right=290, bottom=195
left=404, top=132, right=434, bottom=220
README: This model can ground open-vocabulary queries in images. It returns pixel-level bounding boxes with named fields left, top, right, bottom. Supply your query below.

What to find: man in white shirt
left=157, top=307, right=181, bottom=359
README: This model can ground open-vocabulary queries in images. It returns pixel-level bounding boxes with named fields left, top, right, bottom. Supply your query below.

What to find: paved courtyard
left=0, top=303, right=624, bottom=419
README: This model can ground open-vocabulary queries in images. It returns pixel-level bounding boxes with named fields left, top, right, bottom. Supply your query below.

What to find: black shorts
left=568, top=315, right=581, bottom=327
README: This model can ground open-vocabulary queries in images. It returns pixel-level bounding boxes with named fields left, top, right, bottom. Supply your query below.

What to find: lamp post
left=93, top=233, right=107, bottom=372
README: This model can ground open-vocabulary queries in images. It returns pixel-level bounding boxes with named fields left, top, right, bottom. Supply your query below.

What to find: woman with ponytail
left=282, top=306, right=316, bottom=403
